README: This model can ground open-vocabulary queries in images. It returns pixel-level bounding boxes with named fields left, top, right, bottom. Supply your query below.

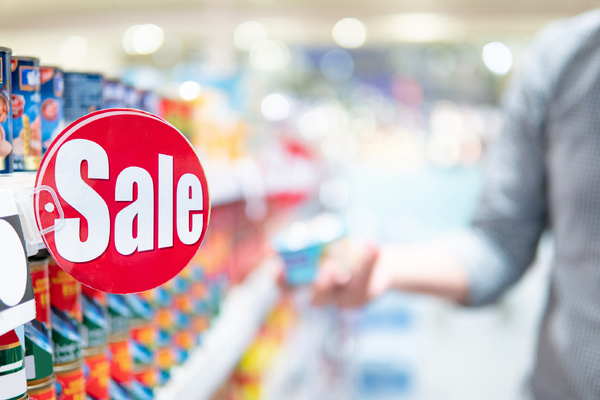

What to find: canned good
left=129, top=323, right=156, bottom=353
left=63, top=72, right=103, bottom=125
left=27, top=374, right=57, bottom=400
left=131, top=365, right=156, bottom=400
left=39, top=66, right=64, bottom=154
left=172, top=294, right=193, bottom=315
left=81, top=286, right=108, bottom=349
left=138, top=288, right=170, bottom=310
left=24, top=320, right=54, bottom=384
left=54, top=360, right=85, bottom=400
left=107, top=337, right=131, bottom=385
left=132, top=367, right=157, bottom=390
left=106, top=295, right=131, bottom=337
left=11, top=56, right=41, bottom=171
left=0, top=46, right=13, bottom=174
left=129, top=380, right=152, bottom=400
left=154, top=346, right=173, bottom=386
left=139, top=91, right=159, bottom=115
left=101, top=80, right=124, bottom=109
left=129, top=340, right=152, bottom=371
left=108, top=379, right=130, bottom=400
left=49, top=259, right=82, bottom=365
left=173, top=329, right=196, bottom=352
left=191, top=314, right=210, bottom=336
left=83, top=347, right=109, bottom=400
left=29, top=257, right=51, bottom=327
left=124, top=295, right=153, bottom=323
left=0, top=330, right=27, bottom=400
left=162, top=276, right=187, bottom=296
left=122, top=86, right=141, bottom=110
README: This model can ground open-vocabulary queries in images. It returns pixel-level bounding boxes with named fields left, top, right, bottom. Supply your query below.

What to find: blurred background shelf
left=155, top=262, right=279, bottom=400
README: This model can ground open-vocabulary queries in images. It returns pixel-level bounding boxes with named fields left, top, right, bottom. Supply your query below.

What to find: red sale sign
left=34, top=109, right=210, bottom=293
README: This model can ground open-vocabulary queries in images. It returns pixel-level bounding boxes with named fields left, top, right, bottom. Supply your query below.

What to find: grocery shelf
left=155, top=262, right=280, bottom=400
left=0, top=172, right=36, bottom=190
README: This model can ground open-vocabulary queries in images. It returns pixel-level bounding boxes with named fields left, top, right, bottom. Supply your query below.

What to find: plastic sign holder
left=33, top=109, right=210, bottom=294
left=0, top=189, right=36, bottom=336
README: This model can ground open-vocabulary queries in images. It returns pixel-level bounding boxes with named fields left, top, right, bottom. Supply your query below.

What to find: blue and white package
left=40, top=66, right=64, bottom=154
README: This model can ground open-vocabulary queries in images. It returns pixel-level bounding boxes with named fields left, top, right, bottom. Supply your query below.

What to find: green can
left=107, top=294, right=131, bottom=336
left=0, top=330, right=27, bottom=400
left=49, top=259, right=82, bottom=365
left=25, top=255, right=54, bottom=383
left=81, top=286, right=108, bottom=349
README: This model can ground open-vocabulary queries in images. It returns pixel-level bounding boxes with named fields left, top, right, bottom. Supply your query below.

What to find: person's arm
left=311, top=242, right=469, bottom=307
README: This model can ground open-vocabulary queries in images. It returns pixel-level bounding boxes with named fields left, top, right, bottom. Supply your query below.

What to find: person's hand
left=311, top=242, right=380, bottom=308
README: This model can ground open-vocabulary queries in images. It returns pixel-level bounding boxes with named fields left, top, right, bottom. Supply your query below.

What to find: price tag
left=0, top=190, right=35, bottom=336
left=34, top=109, right=210, bottom=293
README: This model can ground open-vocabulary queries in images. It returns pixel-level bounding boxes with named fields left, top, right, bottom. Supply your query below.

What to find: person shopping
left=300, top=10, right=600, bottom=400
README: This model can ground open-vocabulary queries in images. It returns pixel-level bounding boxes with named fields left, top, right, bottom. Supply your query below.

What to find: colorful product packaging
left=122, top=86, right=141, bottom=110
left=0, top=46, right=13, bottom=174
left=83, top=347, right=109, bottom=400
left=25, top=255, right=54, bottom=384
left=107, top=336, right=132, bottom=388
left=106, top=295, right=131, bottom=337
left=49, top=259, right=82, bottom=366
left=27, top=374, right=56, bottom=400
left=140, top=91, right=159, bottom=115
left=39, top=66, right=64, bottom=154
left=101, top=79, right=125, bottom=109
left=11, top=56, right=41, bottom=171
left=54, top=360, right=85, bottom=400
left=0, top=330, right=27, bottom=400
left=81, top=286, right=108, bottom=349
left=63, top=72, right=103, bottom=125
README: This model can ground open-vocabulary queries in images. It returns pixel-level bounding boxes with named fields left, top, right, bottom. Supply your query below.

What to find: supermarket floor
left=267, top=164, right=551, bottom=400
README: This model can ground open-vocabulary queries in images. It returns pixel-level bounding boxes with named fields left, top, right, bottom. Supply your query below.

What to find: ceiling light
left=234, top=21, right=267, bottom=51
left=179, top=81, right=201, bottom=101
left=482, top=42, right=513, bottom=75
left=332, top=18, right=366, bottom=49
left=261, top=93, right=290, bottom=121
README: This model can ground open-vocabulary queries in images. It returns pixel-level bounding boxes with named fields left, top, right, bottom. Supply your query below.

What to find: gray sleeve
left=443, top=31, right=557, bottom=306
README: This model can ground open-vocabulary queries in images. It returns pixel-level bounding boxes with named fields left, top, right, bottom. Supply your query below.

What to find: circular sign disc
left=35, top=109, right=210, bottom=293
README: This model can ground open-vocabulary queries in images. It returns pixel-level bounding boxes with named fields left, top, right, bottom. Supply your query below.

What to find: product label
left=108, top=340, right=131, bottom=384
left=173, top=329, right=195, bottom=351
left=11, top=60, right=41, bottom=171
left=106, top=295, right=130, bottom=336
left=81, top=292, right=107, bottom=348
left=0, top=51, right=13, bottom=174
left=49, top=262, right=82, bottom=321
left=154, top=347, right=174, bottom=370
left=55, top=367, right=85, bottom=400
left=132, top=367, right=157, bottom=389
left=84, top=352, right=109, bottom=400
left=0, top=332, right=26, bottom=400
left=130, top=325, right=156, bottom=350
left=63, top=73, right=102, bottom=125
left=50, top=260, right=82, bottom=365
left=24, top=321, right=54, bottom=382
left=108, top=379, right=130, bottom=400
left=40, top=67, right=64, bottom=154
left=28, top=382, right=57, bottom=400
left=30, top=262, right=51, bottom=326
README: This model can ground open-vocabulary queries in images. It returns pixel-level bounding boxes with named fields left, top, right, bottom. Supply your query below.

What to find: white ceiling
left=0, top=0, right=596, bottom=73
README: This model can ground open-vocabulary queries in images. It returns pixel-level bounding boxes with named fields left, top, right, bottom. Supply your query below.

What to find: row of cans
left=1, top=251, right=213, bottom=400
left=0, top=46, right=160, bottom=174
